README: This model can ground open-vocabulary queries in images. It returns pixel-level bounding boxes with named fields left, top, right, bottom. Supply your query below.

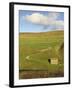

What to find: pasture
left=19, top=31, right=64, bottom=79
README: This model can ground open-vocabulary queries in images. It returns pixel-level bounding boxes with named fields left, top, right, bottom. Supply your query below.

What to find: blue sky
left=19, top=10, right=64, bottom=32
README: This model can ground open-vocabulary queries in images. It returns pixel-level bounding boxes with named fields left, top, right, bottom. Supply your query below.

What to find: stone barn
left=48, top=58, right=58, bottom=64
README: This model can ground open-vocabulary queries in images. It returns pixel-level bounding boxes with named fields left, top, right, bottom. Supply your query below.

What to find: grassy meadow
left=19, top=31, right=64, bottom=79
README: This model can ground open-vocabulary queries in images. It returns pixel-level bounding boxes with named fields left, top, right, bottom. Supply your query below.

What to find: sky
left=19, top=10, right=64, bottom=32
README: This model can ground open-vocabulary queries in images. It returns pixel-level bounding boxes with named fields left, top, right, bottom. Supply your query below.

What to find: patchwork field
left=19, top=31, right=64, bottom=79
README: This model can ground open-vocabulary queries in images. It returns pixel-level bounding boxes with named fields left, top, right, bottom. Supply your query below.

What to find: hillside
left=19, top=30, right=64, bottom=79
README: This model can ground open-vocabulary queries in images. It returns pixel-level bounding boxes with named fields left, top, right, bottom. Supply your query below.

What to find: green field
left=19, top=31, right=64, bottom=79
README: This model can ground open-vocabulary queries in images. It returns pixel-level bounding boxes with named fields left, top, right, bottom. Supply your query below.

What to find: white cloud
left=24, top=12, right=64, bottom=30
left=25, top=13, right=48, bottom=25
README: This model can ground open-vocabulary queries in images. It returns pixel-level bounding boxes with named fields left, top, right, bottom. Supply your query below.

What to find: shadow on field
left=19, top=70, right=64, bottom=79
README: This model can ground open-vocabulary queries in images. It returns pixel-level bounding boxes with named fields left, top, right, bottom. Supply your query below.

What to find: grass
left=19, top=30, right=64, bottom=79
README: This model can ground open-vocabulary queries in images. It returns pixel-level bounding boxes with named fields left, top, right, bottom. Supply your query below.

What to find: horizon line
left=19, top=30, right=64, bottom=33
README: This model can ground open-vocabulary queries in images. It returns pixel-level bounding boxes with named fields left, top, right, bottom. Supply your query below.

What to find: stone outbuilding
left=48, top=58, right=58, bottom=64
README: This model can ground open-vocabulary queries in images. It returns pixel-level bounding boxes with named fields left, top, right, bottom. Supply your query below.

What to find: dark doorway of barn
left=48, top=59, right=51, bottom=64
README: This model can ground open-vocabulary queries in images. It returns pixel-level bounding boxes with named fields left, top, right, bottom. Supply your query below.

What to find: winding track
left=25, top=47, right=52, bottom=60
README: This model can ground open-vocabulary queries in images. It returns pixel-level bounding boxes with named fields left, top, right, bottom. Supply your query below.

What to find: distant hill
left=20, top=30, right=64, bottom=38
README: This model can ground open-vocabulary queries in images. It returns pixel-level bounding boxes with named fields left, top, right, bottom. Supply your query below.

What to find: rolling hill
left=19, top=30, right=64, bottom=79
